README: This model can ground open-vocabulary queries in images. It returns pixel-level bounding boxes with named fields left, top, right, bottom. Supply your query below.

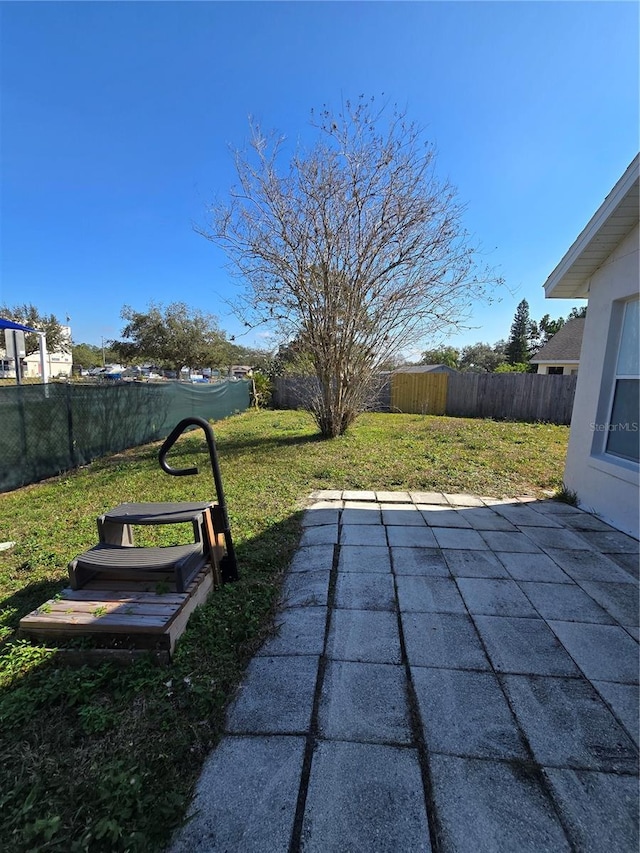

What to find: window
left=547, top=366, right=564, bottom=375
left=606, top=299, right=639, bottom=463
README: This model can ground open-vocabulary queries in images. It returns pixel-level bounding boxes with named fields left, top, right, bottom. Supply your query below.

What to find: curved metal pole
left=158, top=416, right=238, bottom=579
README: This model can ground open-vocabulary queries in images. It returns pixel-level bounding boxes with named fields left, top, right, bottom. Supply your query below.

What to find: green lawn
left=0, top=410, right=569, bottom=851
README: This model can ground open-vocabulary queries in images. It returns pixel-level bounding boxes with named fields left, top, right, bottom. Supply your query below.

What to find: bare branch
left=198, top=96, right=503, bottom=436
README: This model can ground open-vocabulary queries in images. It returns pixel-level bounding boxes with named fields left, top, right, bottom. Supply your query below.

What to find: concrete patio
left=171, top=491, right=639, bottom=853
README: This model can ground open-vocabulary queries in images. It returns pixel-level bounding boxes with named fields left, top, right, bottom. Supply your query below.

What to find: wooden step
left=18, top=567, right=214, bottom=656
left=68, top=543, right=207, bottom=593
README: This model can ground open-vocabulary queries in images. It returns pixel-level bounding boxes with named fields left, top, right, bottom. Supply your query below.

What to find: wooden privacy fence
left=445, top=373, right=577, bottom=424
left=274, top=372, right=577, bottom=424
left=390, top=373, right=448, bottom=415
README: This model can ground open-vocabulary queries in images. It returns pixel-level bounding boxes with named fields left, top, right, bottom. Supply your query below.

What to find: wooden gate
left=390, top=372, right=448, bottom=414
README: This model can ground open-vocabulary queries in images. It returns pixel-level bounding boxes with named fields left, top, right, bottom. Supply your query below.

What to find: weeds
left=554, top=481, right=579, bottom=506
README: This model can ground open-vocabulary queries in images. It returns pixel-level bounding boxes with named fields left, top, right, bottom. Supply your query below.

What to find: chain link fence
left=0, top=380, right=250, bottom=492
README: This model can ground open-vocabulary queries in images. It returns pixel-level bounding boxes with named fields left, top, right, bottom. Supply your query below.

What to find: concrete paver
left=502, top=674, right=638, bottom=772
left=548, top=620, right=640, bottom=683
left=396, top=575, right=467, bottom=614
left=172, top=735, right=305, bottom=853
left=334, top=571, right=396, bottom=609
left=381, top=506, right=426, bottom=526
left=279, top=570, right=330, bottom=608
left=411, top=666, right=528, bottom=760
left=337, top=544, right=390, bottom=572
left=386, top=525, right=438, bottom=548
left=479, top=529, right=542, bottom=552
left=444, top=493, right=485, bottom=506
left=318, top=660, right=412, bottom=743
left=171, top=492, right=639, bottom=852
left=578, top=579, right=639, bottom=626
left=301, top=507, right=340, bottom=527
left=518, top=581, right=614, bottom=623
left=443, top=549, right=510, bottom=578
left=256, top=607, right=327, bottom=656
left=342, top=489, right=376, bottom=501
left=543, top=769, right=639, bottom=853
left=288, top=544, right=334, bottom=573
left=340, top=523, right=387, bottom=546
left=226, top=655, right=319, bottom=734
left=561, top=512, right=621, bottom=532
left=409, top=490, right=449, bottom=504
left=340, top=507, right=382, bottom=525
left=456, top=577, right=538, bottom=617
left=522, top=525, right=593, bottom=551
left=491, top=503, right=562, bottom=527
left=418, top=507, right=473, bottom=528
left=577, top=530, right=640, bottom=553
left=429, top=754, right=571, bottom=853
left=473, top=615, right=581, bottom=676
left=325, top=608, right=401, bottom=663
left=544, top=548, right=633, bottom=582
left=495, top=550, right=571, bottom=582
left=592, top=680, right=640, bottom=746
left=376, top=490, right=412, bottom=502
left=401, top=611, right=491, bottom=670
left=298, top=524, right=339, bottom=547
left=301, top=741, right=431, bottom=852
left=390, top=546, right=449, bottom=576
left=432, top=527, right=488, bottom=550
left=459, top=507, right=517, bottom=530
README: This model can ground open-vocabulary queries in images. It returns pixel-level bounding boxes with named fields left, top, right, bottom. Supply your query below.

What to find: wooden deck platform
left=18, top=566, right=214, bottom=661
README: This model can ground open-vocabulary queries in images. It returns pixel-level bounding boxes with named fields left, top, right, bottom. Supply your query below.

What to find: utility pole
left=101, top=337, right=106, bottom=367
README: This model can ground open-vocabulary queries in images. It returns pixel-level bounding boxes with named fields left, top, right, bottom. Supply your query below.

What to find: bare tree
left=200, top=96, right=501, bottom=437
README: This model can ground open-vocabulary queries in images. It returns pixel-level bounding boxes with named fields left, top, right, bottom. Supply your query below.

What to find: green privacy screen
left=0, top=380, right=250, bottom=492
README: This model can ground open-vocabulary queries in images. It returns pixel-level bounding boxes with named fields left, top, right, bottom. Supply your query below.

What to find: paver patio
left=171, top=492, right=639, bottom=853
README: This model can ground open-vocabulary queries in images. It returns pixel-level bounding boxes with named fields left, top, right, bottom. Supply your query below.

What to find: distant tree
left=72, top=342, right=118, bottom=369
left=268, top=337, right=316, bottom=377
left=537, top=314, right=564, bottom=346
left=0, top=303, right=69, bottom=355
left=420, top=346, right=460, bottom=369
left=200, top=96, right=501, bottom=437
left=229, top=344, right=272, bottom=371
left=111, top=302, right=231, bottom=375
left=529, top=305, right=586, bottom=351
left=379, top=355, right=411, bottom=372
left=505, top=299, right=534, bottom=365
left=459, top=341, right=506, bottom=373
left=494, top=362, right=529, bottom=373
left=567, top=306, right=587, bottom=320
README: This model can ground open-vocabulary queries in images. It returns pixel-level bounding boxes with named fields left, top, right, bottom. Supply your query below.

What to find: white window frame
left=604, top=297, right=639, bottom=464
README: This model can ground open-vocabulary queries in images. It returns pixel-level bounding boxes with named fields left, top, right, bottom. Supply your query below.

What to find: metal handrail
left=159, top=416, right=238, bottom=580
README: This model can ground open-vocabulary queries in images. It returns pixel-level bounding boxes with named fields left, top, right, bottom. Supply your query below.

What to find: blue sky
left=1, top=1, right=638, bottom=357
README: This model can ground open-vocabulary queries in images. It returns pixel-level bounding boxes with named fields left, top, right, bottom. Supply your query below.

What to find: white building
left=542, top=155, right=639, bottom=538
left=1, top=325, right=72, bottom=380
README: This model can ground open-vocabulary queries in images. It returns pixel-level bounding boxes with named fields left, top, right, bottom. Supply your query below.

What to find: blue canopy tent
left=0, top=317, right=48, bottom=383
left=0, top=317, right=39, bottom=333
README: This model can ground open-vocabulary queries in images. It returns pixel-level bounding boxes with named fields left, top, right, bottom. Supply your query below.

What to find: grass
left=0, top=410, right=569, bottom=851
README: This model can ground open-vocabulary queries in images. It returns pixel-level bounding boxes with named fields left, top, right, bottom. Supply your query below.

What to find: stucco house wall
left=535, top=361, right=579, bottom=376
left=563, top=223, right=639, bottom=537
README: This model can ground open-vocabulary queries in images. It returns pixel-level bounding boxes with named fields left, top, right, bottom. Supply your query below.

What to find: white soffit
left=543, top=154, right=639, bottom=299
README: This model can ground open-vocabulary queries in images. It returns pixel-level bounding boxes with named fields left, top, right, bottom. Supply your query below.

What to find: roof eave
left=543, top=155, right=640, bottom=299
left=530, top=357, right=580, bottom=365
